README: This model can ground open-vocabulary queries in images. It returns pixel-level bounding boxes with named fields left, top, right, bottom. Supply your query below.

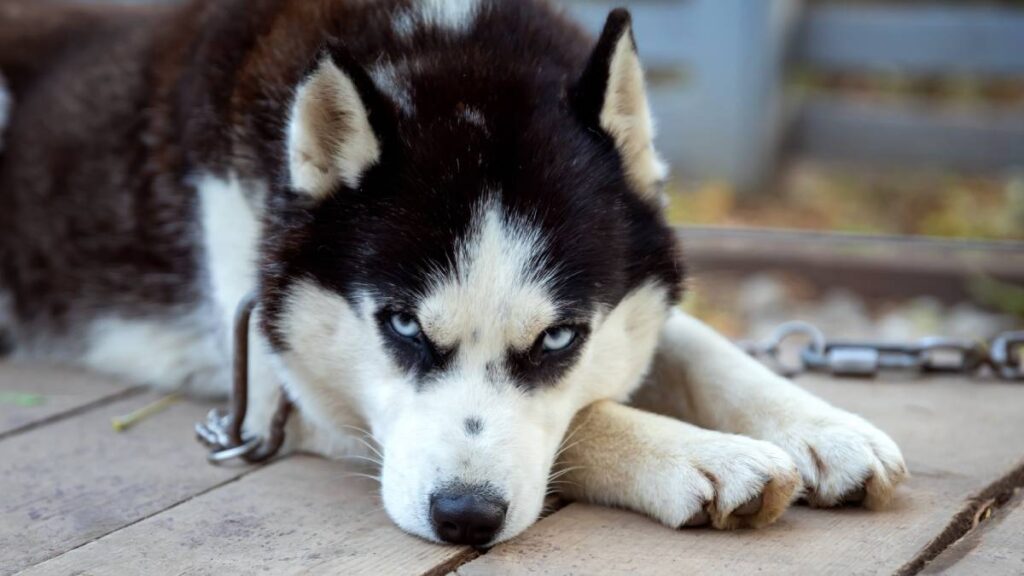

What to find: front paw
left=763, top=408, right=908, bottom=509
left=644, top=434, right=801, bottom=530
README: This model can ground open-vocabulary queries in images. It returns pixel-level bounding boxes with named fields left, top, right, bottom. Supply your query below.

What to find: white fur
left=196, top=172, right=263, bottom=334
left=369, top=62, right=415, bottom=116
left=394, top=0, right=480, bottom=37
left=287, top=58, right=381, bottom=197
left=58, top=171, right=249, bottom=397
left=559, top=401, right=800, bottom=529
left=194, top=172, right=310, bottom=440
left=419, top=197, right=557, bottom=352
left=81, top=314, right=227, bottom=396
left=638, top=310, right=908, bottom=509
left=459, top=106, right=487, bottom=131
left=3, top=3, right=907, bottom=547
left=599, top=27, right=667, bottom=200
left=270, top=195, right=676, bottom=544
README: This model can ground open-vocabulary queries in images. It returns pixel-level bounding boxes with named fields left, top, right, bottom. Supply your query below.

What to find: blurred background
left=565, top=0, right=1024, bottom=343
left=78, top=0, right=1024, bottom=343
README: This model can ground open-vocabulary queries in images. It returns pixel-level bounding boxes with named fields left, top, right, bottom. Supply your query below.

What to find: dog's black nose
left=430, top=485, right=507, bottom=546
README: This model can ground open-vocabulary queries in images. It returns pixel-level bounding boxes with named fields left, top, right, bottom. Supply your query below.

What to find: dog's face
left=260, top=11, right=682, bottom=545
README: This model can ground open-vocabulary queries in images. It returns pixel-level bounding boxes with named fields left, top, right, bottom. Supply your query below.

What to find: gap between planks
left=0, top=386, right=144, bottom=442
left=897, top=459, right=1024, bottom=576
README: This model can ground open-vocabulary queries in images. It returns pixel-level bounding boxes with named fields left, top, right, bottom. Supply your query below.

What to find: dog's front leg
left=556, top=400, right=800, bottom=529
left=633, top=310, right=908, bottom=509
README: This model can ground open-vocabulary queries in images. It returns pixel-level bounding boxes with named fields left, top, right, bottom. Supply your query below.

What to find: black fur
left=0, top=0, right=683, bottom=386
left=464, top=417, right=483, bottom=436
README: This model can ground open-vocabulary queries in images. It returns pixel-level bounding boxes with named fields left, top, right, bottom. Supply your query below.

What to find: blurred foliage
left=791, top=69, right=1024, bottom=108
left=969, top=276, right=1024, bottom=318
left=666, top=164, right=1024, bottom=240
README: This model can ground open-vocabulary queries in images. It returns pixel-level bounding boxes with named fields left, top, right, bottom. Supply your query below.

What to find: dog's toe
left=687, top=438, right=801, bottom=530
left=771, top=412, right=907, bottom=511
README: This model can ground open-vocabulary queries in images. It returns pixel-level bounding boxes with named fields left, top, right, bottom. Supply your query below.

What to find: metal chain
left=738, top=321, right=1024, bottom=381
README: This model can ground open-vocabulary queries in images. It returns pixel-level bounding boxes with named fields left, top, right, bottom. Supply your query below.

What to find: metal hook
left=195, top=292, right=294, bottom=464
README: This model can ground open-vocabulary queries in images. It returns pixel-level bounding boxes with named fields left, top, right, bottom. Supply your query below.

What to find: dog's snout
left=430, top=485, right=507, bottom=546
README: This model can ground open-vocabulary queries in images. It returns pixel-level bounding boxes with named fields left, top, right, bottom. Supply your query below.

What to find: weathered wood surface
left=924, top=490, right=1024, bottom=576
left=0, top=363, right=135, bottom=438
left=458, top=377, right=1024, bottom=576
left=679, top=226, right=1024, bottom=303
left=4, top=364, right=1024, bottom=575
left=0, top=391, right=242, bottom=575
left=20, top=455, right=476, bottom=576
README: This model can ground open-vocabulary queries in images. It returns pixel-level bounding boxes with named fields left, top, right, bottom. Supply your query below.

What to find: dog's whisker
left=556, top=422, right=585, bottom=454
left=343, top=472, right=382, bottom=484
left=554, top=438, right=586, bottom=460
left=348, top=430, right=387, bottom=457
left=548, top=465, right=586, bottom=482
left=339, top=423, right=374, bottom=438
left=340, top=454, right=383, bottom=467
left=339, top=424, right=384, bottom=448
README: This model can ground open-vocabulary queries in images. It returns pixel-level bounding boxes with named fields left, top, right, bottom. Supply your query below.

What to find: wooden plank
left=796, top=5, right=1024, bottom=76
left=0, top=392, right=243, bottom=575
left=458, top=377, right=1024, bottom=575
left=0, top=363, right=135, bottom=439
left=923, top=491, right=1024, bottom=575
left=21, top=455, right=475, bottom=576
left=679, top=226, right=1024, bottom=302
left=792, top=96, right=1024, bottom=173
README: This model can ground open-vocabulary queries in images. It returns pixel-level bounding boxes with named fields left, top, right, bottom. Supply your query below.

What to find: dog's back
left=0, top=0, right=596, bottom=383
left=0, top=1, right=198, bottom=361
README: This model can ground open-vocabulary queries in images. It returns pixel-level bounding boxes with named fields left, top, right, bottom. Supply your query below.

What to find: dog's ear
left=573, top=9, right=666, bottom=201
left=287, top=56, right=382, bottom=199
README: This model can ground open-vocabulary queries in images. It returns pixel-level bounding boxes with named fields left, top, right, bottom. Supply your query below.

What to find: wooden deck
left=2, top=363, right=1023, bottom=575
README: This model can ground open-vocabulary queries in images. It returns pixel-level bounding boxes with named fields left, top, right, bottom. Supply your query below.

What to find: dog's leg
left=632, top=310, right=908, bottom=509
left=556, top=400, right=800, bottom=529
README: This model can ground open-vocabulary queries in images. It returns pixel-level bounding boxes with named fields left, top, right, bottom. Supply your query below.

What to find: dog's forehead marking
left=459, top=106, right=486, bottom=129
left=394, top=0, right=481, bottom=38
left=369, top=62, right=415, bottom=116
left=419, top=197, right=556, bottom=355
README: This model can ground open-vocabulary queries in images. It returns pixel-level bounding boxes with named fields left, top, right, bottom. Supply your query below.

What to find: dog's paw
left=653, top=433, right=801, bottom=530
left=760, top=407, right=908, bottom=510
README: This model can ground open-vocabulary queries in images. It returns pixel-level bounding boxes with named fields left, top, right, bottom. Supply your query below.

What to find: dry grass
left=666, top=163, right=1024, bottom=241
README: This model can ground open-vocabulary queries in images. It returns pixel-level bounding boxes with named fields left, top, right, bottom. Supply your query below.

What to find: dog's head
left=259, top=8, right=682, bottom=545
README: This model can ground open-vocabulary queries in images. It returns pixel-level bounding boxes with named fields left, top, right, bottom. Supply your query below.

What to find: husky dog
left=0, top=0, right=906, bottom=546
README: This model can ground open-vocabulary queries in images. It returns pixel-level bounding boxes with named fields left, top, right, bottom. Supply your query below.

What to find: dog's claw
left=734, top=493, right=763, bottom=517
left=681, top=509, right=710, bottom=527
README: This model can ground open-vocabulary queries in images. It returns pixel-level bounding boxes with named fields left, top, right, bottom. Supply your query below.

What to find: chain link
left=738, top=323, right=1023, bottom=381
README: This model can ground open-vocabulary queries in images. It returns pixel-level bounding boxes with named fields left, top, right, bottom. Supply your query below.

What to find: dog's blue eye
left=389, top=313, right=422, bottom=339
left=542, top=327, right=575, bottom=352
